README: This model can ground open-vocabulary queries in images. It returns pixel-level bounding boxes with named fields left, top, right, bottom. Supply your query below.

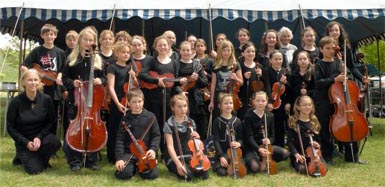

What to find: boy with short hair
left=115, top=88, right=161, bottom=180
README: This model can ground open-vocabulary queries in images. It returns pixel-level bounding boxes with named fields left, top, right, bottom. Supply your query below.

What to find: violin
left=226, top=66, right=242, bottom=111
left=181, top=61, right=203, bottom=92
left=226, top=125, right=247, bottom=179
left=306, top=133, right=327, bottom=177
left=329, top=40, right=369, bottom=143
left=251, top=64, right=264, bottom=92
left=120, top=121, right=157, bottom=173
left=187, top=120, right=211, bottom=171
left=32, top=63, right=58, bottom=86
left=260, top=123, right=277, bottom=175
left=140, top=71, right=180, bottom=90
left=66, top=47, right=107, bottom=153
left=271, top=68, right=287, bottom=109
left=121, top=60, right=142, bottom=106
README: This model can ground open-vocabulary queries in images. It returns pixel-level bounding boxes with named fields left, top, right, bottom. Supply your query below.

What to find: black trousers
left=15, top=134, right=61, bottom=174
left=107, top=102, right=124, bottom=164
left=316, top=102, right=335, bottom=160
left=166, top=157, right=209, bottom=181
left=63, top=139, right=98, bottom=168
left=115, top=154, right=159, bottom=180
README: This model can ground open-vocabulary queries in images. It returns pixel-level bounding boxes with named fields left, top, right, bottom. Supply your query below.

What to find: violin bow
left=296, top=124, right=309, bottom=177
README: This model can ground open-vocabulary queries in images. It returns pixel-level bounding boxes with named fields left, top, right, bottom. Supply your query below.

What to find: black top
left=313, top=59, right=341, bottom=101
left=256, top=51, right=288, bottom=69
left=7, top=92, right=56, bottom=146
left=23, top=45, right=66, bottom=100
left=288, top=70, right=315, bottom=104
left=239, top=62, right=259, bottom=100
left=263, top=66, right=289, bottom=104
left=194, top=55, right=214, bottom=82
left=163, top=116, right=197, bottom=159
left=99, top=52, right=116, bottom=74
left=212, top=63, right=241, bottom=93
left=106, top=63, right=130, bottom=100
left=287, top=120, right=320, bottom=156
left=242, top=109, right=275, bottom=155
left=62, top=54, right=107, bottom=103
left=212, top=115, right=243, bottom=159
left=115, top=109, right=161, bottom=161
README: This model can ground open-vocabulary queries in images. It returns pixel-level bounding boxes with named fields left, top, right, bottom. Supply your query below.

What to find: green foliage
left=359, top=40, right=385, bottom=74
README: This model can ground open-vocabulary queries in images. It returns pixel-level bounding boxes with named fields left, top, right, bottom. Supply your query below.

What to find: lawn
left=0, top=100, right=384, bottom=187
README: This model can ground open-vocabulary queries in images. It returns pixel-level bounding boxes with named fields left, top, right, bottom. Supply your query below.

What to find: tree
left=359, top=40, right=385, bottom=75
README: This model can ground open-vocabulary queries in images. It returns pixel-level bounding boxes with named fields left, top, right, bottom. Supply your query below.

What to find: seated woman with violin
left=178, top=41, right=208, bottom=139
left=212, top=93, right=246, bottom=178
left=7, top=69, right=61, bottom=174
left=115, top=88, right=161, bottom=180
left=287, top=96, right=327, bottom=176
left=243, top=91, right=289, bottom=174
left=163, top=94, right=209, bottom=181
left=106, top=42, right=136, bottom=164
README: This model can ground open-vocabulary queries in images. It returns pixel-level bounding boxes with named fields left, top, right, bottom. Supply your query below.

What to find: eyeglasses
left=299, top=104, right=313, bottom=107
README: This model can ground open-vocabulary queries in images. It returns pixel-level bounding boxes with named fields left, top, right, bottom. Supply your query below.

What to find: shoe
left=71, top=165, right=81, bottom=171
left=12, top=156, right=22, bottom=166
left=354, top=159, right=368, bottom=165
left=85, top=164, right=100, bottom=171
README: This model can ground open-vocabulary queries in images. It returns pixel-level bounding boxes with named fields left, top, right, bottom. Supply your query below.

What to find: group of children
left=7, top=20, right=369, bottom=181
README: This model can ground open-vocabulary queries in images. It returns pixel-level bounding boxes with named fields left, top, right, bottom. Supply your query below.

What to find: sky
left=0, top=33, right=12, bottom=49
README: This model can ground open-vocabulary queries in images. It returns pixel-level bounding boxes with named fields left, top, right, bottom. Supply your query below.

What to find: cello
left=32, top=63, right=58, bottom=86
left=329, top=40, right=369, bottom=159
left=120, top=120, right=157, bottom=173
left=66, top=47, right=107, bottom=153
left=226, top=125, right=247, bottom=179
left=186, top=120, right=211, bottom=171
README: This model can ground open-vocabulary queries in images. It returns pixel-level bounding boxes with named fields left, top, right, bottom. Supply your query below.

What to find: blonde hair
left=218, top=93, right=233, bottom=113
left=288, top=95, right=320, bottom=134
left=19, top=69, right=43, bottom=92
left=170, top=93, right=189, bottom=115
left=300, top=26, right=317, bottom=47
left=152, top=35, right=169, bottom=50
left=68, top=27, right=103, bottom=70
left=99, top=30, right=115, bottom=44
left=66, top=30, right=78, bottom=41
left=115, top=31, right=131, bottom=43
left=214, top=40, right=237, bottom=70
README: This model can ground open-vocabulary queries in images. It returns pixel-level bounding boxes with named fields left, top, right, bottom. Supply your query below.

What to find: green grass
left=1, top=114, right=384, bottom=187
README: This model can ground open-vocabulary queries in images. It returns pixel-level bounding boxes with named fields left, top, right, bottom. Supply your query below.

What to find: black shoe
left=71, top=165, right=81, bottom=171
left=85, top=164, right=100, bottom=171
left=12, top=156, right=22, bottom=166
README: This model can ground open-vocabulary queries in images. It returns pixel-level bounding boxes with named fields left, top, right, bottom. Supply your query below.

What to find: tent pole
left=377, top=35, right=384, bottom=117
left=109, top=4, right=116, bottom=31
left=18, top=20, right=24, bottom=89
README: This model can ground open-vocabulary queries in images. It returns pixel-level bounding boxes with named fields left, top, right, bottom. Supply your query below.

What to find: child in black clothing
left=287, top=95, right=327, bottom=176
left=243, top=91, right=289, bottom=174
left=313, top=36, right=344, bottom=164
left=163, top=94, right=209, bottom=181
left=212, top=93, right=245, bottom=177
left=115, top=88, right=161, bottom=180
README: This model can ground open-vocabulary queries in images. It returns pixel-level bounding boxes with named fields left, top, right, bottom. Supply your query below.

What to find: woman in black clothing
left=263, top=50, right=290, bottom=148
left=234, top=28, right=251, bottom=60
left=62, top=26, right=107, bottom=171
left=257, top=29, right=287, bottom=69
left=106, top=42, right=134, bottom=164
left=288, top=51, right=315, bottom=112
left=138, top=36, right=187, bottom=158
left=287, top=95, right=326, bottom=175
left=115, top=89, right=161, bottom=180
left=178, top=41, right=208, bottom=138
left=243, top=91, right=289, bottom=173
left=212, top=93, right=244, bottom=176
left=163, top=94, right=209, bottom=181
left=7, top=69, right=61, bottom=174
